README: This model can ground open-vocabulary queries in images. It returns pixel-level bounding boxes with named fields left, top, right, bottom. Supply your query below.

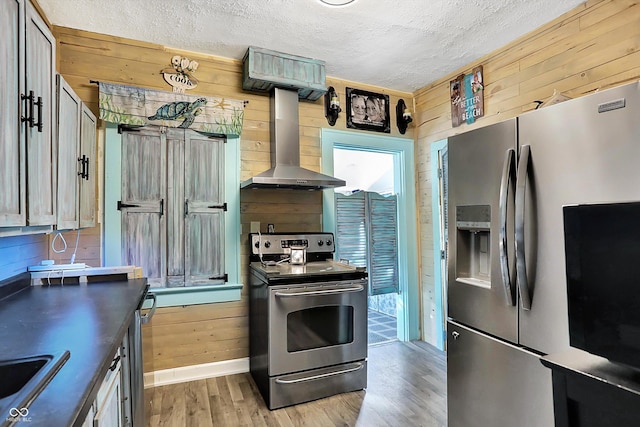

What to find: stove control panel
left=250, top=233, right=335, bottom=255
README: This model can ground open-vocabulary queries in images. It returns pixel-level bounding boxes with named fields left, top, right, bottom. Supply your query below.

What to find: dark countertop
left=541, top=347, right=640, bottom=397
left=0, top=273, right=148, bottom=426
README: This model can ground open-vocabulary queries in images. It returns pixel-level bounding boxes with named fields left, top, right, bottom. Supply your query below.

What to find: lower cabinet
left=81, top=341, right=129, bottom=427
left=94, top=349, right=122, bottom=427
left=79, top=301, right=149, bottom=427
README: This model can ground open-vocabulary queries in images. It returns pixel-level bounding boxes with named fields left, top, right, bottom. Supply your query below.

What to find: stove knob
left=317, top=240, right=324, bottom=246
left=254, top=241, right=260, bottom=249
left=326, top=239, right=333, bottom=246
left=264, top=241, right=271, bottom=248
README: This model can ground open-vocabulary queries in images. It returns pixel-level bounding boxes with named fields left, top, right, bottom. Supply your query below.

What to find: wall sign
left=450, top=65, right=484, bottom=127
left=162, top=55, right=199, bottom=93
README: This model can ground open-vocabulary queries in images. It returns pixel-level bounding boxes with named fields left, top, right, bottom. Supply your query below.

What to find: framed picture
left=346, top=87, right=390, bottom=133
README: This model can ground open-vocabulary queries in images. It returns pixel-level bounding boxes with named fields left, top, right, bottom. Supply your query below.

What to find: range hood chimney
left=240, top=88, right=346, bottom=190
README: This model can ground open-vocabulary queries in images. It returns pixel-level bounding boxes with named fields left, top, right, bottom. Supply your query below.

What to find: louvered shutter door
left=367, top=193, right=399, bottom=295
left=335, top=191, right=399, bottom=296
left=335, top=192, right=367, bottom=268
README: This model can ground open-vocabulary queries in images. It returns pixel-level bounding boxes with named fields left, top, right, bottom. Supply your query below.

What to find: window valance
left=98, top=82, right=245, bottom=137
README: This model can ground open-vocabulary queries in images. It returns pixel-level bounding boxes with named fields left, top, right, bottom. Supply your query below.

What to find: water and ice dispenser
left=455, top=205, right=491, bottom=288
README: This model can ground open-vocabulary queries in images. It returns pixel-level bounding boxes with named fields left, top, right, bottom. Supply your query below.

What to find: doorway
left=333, top=150, right=398, bottom=344
left=320, top=129, right=419, bottom=342
left=430, top=139, right=448, bottom=350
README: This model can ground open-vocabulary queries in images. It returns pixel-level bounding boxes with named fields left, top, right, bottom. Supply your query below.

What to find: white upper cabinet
left=0, top=0, right=57, bottom=229
left=79, top=103, right=97, bottom=228
left=25, top=0, right=56, bottom=225
left=56, top=75, right=97, bottom=230
left=0, top=0, right=26, bottom=226
left=56, top=75, right=82, bottom=230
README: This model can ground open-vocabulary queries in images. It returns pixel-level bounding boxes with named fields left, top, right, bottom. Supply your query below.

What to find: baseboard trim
left=144, top=357, right=250, bottom=388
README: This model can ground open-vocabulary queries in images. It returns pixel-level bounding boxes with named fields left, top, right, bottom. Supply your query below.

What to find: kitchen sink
left=0, top=351, right=70, bottom=424
left=0, top=357, right=50, bottom=399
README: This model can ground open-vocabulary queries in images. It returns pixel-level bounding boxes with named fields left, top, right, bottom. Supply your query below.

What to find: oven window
left=287, top=305, right=354, bottom=352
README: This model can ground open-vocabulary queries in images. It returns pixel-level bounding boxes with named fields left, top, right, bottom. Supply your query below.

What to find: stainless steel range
left=249, top=232, right=368, bottom=410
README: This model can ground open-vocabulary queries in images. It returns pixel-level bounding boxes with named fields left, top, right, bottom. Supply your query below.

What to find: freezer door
left=448, top=119, right=517, bottom=343
left=447, top=321, right=554, bottom=427
left=517, top=81, right=640, bottom=355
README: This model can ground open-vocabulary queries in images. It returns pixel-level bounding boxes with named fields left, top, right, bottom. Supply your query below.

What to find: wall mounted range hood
left=240, top=88, right=346, bottom=190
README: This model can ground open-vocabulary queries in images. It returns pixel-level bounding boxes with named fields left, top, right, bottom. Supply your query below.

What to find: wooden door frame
left=321, top=128, right=419, bottom=342
left=430, top=139, right=448, bottom=350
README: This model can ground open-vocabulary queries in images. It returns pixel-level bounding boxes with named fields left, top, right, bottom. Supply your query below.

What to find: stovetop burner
left=248, top=232, right=367, bottom=284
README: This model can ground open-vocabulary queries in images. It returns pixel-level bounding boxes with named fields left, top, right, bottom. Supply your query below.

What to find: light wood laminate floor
left=145, top=340, right=446, bottom=427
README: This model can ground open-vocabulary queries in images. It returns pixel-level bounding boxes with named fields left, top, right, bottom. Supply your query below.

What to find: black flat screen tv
left=564, top=201, right=640, bottom=370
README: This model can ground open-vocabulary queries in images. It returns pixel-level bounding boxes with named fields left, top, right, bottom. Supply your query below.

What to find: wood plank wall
left=47, top=227, right=101, bottom=266
left=52, top=26, right=413, bottom=372
left=415, top=0, right=640, bottom=343
left=49, top=0, right=639, bottom=369
left=0, top=235, right=47, bottom=281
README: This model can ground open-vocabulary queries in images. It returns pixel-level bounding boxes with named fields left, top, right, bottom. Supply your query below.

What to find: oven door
left=268, top=278, right=368, bottom=376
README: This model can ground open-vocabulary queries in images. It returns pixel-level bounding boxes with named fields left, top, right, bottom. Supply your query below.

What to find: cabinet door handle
left=78, top=156, right=85, bottom=178
left=78, top=155, right=88, bottom=179
left=21, top=91, right=35, bottom=127
left=34, top=96, right=43, bottom=132
left=84, top=156, right=90, bottom=180
left=185, top=199, right=189, bottom=216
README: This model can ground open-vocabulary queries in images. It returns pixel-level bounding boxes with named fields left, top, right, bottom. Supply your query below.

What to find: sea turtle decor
left=99, top=82, right=245, bottom=135
left=147, top=97, right=207, bottom=128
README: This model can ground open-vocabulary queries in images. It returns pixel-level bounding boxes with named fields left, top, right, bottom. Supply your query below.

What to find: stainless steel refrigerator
left=446, top=81, right=640, bottom=427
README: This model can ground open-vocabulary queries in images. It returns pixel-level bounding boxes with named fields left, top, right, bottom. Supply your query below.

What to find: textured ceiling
left=38, top=0, right=585, bottom=93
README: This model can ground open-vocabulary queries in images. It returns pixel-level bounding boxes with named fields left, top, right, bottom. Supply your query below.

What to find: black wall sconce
left=396, top=99, right=413, bottom=134
left=324, top=86, right=342, bottom=126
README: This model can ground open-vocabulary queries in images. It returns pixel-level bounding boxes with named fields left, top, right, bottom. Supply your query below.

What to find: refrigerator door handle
left=499, top=148, right=516, bottom=306
left=515, top=144, right=532, bottom=310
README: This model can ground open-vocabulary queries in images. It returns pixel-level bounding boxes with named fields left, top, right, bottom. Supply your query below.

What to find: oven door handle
left=275, top=362, right=364, bottom=384
left=141, top=292, right=157, bottom=324
left=274, top=285, right=364, bottom=297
